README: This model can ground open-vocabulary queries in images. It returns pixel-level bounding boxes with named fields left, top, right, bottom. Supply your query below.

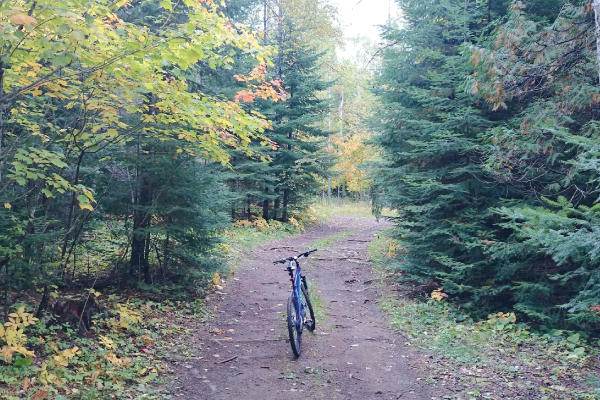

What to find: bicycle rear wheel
left=287, top=295, right=302, bottom=357
left=301, top=285, right=316, bottom=332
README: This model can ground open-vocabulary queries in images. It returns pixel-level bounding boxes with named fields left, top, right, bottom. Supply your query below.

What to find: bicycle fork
left=292, top=274, right=304, bottom=333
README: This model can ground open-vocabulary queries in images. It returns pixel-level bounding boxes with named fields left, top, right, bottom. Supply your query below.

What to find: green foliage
left=467, top=0, right=600, bottom=331
left=372, top=0, right=507, bottom=316
left=228, top=28, right=332, bottom=222
left=0, top=0, right=282, bottom=298
left=373, top=0, right=600, bottom=335
left=0, top=295, right=209, bottom=399
left=369, top=232, right=600, bottom=399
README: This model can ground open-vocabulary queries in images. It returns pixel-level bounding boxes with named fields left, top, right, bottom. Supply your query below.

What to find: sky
left=336, top=0, right=400, bottom=60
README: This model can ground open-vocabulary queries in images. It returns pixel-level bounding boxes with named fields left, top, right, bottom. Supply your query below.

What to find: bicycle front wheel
left=287, top=295, right=302, bottom=357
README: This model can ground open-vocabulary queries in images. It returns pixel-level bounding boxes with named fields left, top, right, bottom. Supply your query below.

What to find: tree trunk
left=593, top=0, right=600, bottom=85
left=162, top=230, right=169, bottom=280
left=273, top=188, right=280, bottom=220
left=263, top=0, right=268, bottom=44
left=130, top=150, right=152, bottom=282
left=327, top=83, right=332, bottom=206
left=0, top=60, right=5, bottom=183
left=61, top=149, right=86, bottom=260
left=262, top=187, right=269, bottom=220
left=277, top=4, right=283, bottom=78
left=282, top=188, right=289, bottom=222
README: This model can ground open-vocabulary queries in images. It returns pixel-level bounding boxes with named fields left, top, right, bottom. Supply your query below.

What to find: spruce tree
left=228, top=24, right=332, bottom=221
left=469, top=0, right=600, bottom=330
left=373, top=0, right=508, bottom=313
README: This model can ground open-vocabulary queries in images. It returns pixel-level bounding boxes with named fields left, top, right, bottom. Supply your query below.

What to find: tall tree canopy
left=0, top=0, right=283, bottom=297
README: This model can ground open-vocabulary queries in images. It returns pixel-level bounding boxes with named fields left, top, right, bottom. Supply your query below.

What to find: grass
left=225, top=224, right=302, bottom=252
left=310, top=230, right=356, bottom=249
left=311, top=198, right=397, bottom=219
left=306, top=282, right=327, bottom=328
left=367, top=230, right=600, bottom=400
left=311, top=198, right=373, bottom=218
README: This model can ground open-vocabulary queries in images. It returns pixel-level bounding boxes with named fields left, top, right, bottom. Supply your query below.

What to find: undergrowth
left=0, top=292, right=209, bottom=399
left=223, top=213, right=318, bottom=270
left=0, top=215, right=316, bottom=399
left=306, top=281, right=326, bottom=328
left=368, top=230, right=600, bottom=400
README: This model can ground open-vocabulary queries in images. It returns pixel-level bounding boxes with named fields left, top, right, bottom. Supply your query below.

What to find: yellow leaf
left=23, top=376, right=29, bottom=391
left=79, top=203, right=94, bottom=211
left=31, top=89, right=42, bottom=97
left=82, top=188, right=95, bottom=202
left=4, top=203, right=11, bottom=209
left=9, top=13, right=37, bottom=26
left=99, top=335, right=114, bottom=349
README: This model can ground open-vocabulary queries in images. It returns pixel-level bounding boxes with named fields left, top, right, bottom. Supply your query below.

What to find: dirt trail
left=172, top=217, right=434, bottom=399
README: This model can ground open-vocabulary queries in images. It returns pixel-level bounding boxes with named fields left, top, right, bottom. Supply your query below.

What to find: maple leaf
left=9, top=13, right=37, bottom=26
left=234, top=91, right=255, bottom=102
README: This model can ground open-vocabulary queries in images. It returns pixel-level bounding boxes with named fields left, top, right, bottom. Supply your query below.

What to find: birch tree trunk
left=593, top=0, right=600, bottom=84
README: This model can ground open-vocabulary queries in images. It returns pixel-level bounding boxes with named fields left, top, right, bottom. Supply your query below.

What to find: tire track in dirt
left=171, top=217, right=435, bottom=399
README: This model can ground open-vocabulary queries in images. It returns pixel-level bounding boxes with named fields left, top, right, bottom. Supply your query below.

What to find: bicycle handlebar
left=272, top=248, right=317, bottom=264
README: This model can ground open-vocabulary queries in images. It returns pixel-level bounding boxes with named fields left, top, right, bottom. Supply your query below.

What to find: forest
left=373, top=0, right=600, bottom=337
left=1, top=0, right=600, bottom=398
left=0, top=0, right=350, bottom=307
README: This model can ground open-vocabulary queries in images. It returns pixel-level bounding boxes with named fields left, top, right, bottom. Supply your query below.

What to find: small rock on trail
left=170, top=217, right=435, bottom=400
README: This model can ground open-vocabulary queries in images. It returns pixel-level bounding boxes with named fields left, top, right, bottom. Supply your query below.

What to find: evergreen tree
left=469, top=0, right=600, bottom=330
left=376, top=0, right=600, bottom=333
left=373, top=0, right=508, bottom=314
left=264, top=37, right=331, bottom=220
left=228, top=22, right=332, bottom=221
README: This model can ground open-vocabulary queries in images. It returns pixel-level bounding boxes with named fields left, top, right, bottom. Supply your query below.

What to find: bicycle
left=272, top=248, right=317, bottom=357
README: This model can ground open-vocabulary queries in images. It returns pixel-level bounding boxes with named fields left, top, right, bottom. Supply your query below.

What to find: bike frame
left=287, top=258, right=303, bottom=332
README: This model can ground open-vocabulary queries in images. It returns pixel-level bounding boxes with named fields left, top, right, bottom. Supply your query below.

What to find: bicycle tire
left=287, top=295, right=302, bottom=357
left=301, top=285, right=316, bottom=332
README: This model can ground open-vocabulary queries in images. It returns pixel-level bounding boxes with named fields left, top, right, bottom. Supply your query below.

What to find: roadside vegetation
left=369, top=231, right=600, bottom=400
left=0, top=215, right=314, bottom=399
